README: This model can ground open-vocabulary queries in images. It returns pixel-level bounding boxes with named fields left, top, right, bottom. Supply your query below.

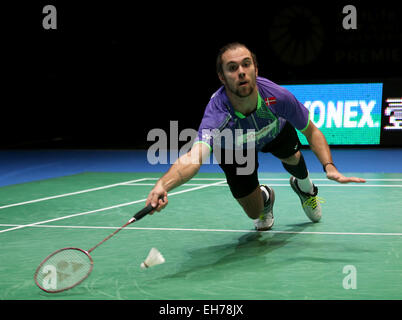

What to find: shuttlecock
left=141, top=248, right=165, bottom=269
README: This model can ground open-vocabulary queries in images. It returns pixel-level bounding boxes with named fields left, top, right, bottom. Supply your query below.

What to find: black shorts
left=218, top=121, right=302, bottom=199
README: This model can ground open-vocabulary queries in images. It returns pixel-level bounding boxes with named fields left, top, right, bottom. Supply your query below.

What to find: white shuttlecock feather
left=141, top=248, right=165, bottom=269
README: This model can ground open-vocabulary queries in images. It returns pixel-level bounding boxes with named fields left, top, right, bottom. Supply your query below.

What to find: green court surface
left=1, top=171, right=402, bottom=300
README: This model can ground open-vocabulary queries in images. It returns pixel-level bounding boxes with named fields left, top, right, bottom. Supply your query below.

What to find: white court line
left=1, top=223, right=402, bottom=237
left=148, top=178, right=402, bottom=181
left=0, top=178, right=148, bottom=210
left=2, top=177, right=401, bottom=210
left=124, top=183, right=402, bottom=188
left=0, top=179, right=227, bottom=234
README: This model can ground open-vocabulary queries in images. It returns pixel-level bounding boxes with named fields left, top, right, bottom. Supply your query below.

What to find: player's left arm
left=301, top=121, right=366, bottom=184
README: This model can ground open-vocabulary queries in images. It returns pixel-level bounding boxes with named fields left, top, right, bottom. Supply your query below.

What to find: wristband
left=323, top=162, right=336, bottom=172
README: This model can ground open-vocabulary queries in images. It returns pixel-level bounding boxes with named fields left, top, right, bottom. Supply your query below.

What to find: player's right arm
left=146, top=142, right=211, bottom=213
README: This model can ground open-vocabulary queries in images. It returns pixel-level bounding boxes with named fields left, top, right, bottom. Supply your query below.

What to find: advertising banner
left=283, top=80, right=402, bottom=146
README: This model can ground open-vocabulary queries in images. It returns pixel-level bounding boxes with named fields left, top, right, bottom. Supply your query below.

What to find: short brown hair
left=216, top=42, right=258, bottom=75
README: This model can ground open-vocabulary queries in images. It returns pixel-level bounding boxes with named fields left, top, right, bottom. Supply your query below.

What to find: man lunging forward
left=146, top=43, right=366, bottom=230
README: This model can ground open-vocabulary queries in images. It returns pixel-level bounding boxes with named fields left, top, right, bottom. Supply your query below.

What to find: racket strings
left=34, top=204, right=154, bottom=293
left=35, top=248, right=92, bottom=292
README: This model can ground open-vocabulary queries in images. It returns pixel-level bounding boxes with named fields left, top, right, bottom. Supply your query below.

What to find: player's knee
left=279, top=150, right=301, bottom=165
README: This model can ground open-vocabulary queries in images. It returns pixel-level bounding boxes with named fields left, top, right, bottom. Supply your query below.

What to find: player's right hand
left=146, top=183, right=168, bottom=214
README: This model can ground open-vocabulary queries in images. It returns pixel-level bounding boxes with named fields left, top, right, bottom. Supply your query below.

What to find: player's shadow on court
left=163, top=222, right=328, bottom=280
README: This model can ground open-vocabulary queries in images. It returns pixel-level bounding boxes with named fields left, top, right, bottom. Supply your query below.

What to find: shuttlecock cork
left=141, top=248, right=165, bottom=269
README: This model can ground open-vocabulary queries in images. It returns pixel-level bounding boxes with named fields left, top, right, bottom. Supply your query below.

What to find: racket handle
left=132, top=203, right=154, bottom=222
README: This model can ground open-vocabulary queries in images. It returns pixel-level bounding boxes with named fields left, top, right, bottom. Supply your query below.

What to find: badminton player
left=146, top=42, right=366, bottom=231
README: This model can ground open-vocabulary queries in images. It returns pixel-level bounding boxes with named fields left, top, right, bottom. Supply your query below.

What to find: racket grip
left=132, top=203, right=154, bottom=222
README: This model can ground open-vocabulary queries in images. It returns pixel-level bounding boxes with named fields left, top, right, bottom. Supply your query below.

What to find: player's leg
left=236, top=184, right=275, bottom=230
left=262, top=121, right=322, bottom=222
left=277, top=151, right=323, bottom=223
left=280, top=150, right=314, bottom=195
left=218, top=147, right=275, bottom=230
left=236, top=185, right=264, bottom=219
left=261, top=121, right=310, bottom=185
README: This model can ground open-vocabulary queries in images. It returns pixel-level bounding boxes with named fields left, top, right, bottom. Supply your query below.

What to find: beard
left=224, top=76, right=256, bottom=98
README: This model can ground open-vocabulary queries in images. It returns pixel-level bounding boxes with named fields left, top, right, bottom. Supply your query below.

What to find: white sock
left=261, top=186, right=270, bottom=204
left=296, top=173, right=314, bottom=195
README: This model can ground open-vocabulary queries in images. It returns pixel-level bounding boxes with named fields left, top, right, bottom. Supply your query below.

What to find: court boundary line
left=0, top=178, right=148, bottom=210
left=123, top=183, right=402, bottom=188
left=1, top=223, right=402, bottom=237
left=149, top=178, right=402, bottom=181
left=0, top=179, right=227, bottom=234
left=1, top=177, right=401, bottom=210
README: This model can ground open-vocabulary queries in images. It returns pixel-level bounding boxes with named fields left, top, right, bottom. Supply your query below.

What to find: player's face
left=219, top=47, right=258, bottom=98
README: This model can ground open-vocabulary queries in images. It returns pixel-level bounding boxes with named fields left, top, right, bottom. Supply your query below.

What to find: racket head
left=34, top=247, right=93, bottom=293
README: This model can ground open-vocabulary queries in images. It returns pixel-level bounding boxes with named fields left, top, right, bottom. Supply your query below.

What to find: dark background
left=3, top=1, right=402, bottom=148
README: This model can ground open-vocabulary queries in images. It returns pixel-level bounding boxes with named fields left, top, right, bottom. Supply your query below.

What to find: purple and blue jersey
left=195, top=77, right=309, bottom=151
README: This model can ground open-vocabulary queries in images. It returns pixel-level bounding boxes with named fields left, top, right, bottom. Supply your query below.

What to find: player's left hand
left=326, top=166, right=366, bottom=184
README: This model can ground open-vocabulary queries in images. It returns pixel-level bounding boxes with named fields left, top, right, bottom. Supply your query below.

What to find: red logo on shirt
left=265, top=97, right=276, bottom=106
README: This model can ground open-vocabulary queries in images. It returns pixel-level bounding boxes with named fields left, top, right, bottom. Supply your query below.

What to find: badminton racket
left=34, top=203, right=154, bottom=293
